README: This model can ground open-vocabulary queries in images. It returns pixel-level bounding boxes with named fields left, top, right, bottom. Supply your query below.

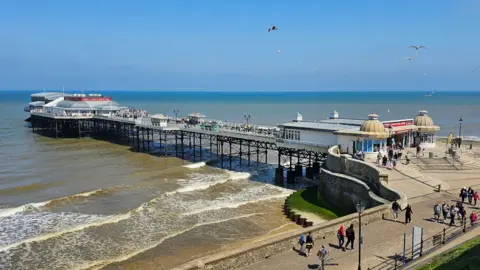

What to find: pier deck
left=28, top=112, right=329, bottom=183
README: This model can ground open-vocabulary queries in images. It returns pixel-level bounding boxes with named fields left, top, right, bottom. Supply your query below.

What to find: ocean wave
left=0, top=211, right=132, bottom=253
left=165, top=171, right=251, bottom=195
left=0, top=186, right=127, bottom=218
left=79, top=213, right=261, bottom=270
left=182, top=162, right=206, bottom=169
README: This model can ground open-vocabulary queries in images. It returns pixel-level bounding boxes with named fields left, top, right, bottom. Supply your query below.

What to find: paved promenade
left=242, top=192, right=479, bottom=270
left=241, top=143, right=480, bottom=270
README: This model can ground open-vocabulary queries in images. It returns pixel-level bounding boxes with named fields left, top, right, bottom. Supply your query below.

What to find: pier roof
left=278, top=121, right=360, bottom=132
left=317, top=118, right=366, bottom=126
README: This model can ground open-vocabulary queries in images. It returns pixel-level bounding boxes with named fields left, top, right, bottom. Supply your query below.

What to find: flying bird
left=405, top=56, right=413, bottom=61
left=268, top=26, right=278, bottom=32
left=409, top=45, right=427, bottom=50
left=277, top=49, right=281, bottom=54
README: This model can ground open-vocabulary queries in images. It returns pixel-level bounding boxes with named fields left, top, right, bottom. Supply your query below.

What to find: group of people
left=114, top=107, right=149, bottom=119
left=433, top=200, right=478, bottom=227
left=297, top=224, right=358, bottom=266
left=459, top=187, right=479, bottom=206
left=377, top=145, right=404, bottom=169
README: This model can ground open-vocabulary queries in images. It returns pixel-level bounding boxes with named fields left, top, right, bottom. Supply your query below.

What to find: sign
left=383, top=120, right=414, bottom=128
left=412, top=226, right=423, bottom=260
left=65, top=97, right=112, bottom=102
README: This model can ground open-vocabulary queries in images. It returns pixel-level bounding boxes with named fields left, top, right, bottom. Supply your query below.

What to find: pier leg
left=312, top=161, right=320, bottom=174
left=239, top=140, right=242, bottom=166
left=256, top=147, right=260, bottom=168
left=209, top=136, right=213, bottom=155
left=275, top=166, right=284, bottom=184
left=287, top=169, right=296, bottom=184
left=193, top=133, right=196, bottom=161
left=306, top=167, right=314, bottom=179
left=164, top=131, right=168, bottom=156
left=55, top=121, right=58, bottom=138
left=265, top=145, right=268, bottom=164
left=175, top=132, right=178, bottom=156
left=229, top=140, right=232, bottom=170
left=199, top=134, right=202, bottom=158
left=220, top=140, right=224, bottom=168
left=295, top=164, right=303, bottom=178
left=247, top=143, right=251, bottom=167
left=181, top=132, right=185, bottom=159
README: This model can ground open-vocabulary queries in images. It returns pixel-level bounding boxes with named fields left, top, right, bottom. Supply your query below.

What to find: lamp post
left=356, top=199, right=366, bottom=270
left=174, top=109, right=179, bottom=123
left=459, top=117, right=463, bottom=138
left=244, top=114, right=251, bottom=126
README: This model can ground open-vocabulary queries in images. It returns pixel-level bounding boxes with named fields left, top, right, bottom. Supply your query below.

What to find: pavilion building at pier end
left=278, top=110, right=440, bottom=158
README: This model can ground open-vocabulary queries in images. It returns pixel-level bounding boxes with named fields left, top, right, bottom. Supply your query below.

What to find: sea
left=1, top=90, right=479, bottom=270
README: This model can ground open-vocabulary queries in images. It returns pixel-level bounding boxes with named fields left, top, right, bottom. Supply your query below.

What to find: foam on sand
left=182, top=162, right=206, bottom=169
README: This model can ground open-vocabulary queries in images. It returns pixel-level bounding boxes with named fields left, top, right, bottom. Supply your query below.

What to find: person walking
left=433, top=202, right=441, bottom=222
left=317, top=245, right=329, bottom=269
left=337, top=225, right=346, bottom=251
left=474, top=191, right=479, bottom=206
left=449, top=206, right=457, bottom=226
left=442, top=202, right=449, bottom=222
left=345, top=224, right=355, bottom=250
left=392, top=200, right=401, bottom=222
left=405, top=204, right=413, bottom=224
left=305, top=232, right=314, bottom=256
left=468, top=187, right=474, bottom=204
left=460, top=187, right=467, bottom=204
left=298, top=234, right=305, bottom=256
left=470, top=211, right=478, bottom=226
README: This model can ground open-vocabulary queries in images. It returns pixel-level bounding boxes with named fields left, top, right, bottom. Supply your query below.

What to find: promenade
left=241, top=143, right=480, bottom=270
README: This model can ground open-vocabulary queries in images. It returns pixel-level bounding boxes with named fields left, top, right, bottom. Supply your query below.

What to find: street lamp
left=459, top=117, right=463, bottom=138
left=356, top=199, right=366, bottom=270
left=244, top=114, right=251, bottom=126
left=173, top=109, right=179, bottom=123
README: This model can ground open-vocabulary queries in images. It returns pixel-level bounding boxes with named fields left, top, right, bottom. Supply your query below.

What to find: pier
left=29, top=111, right=329, bottom=183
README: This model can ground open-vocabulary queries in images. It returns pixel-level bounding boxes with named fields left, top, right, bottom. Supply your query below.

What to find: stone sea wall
left=175, top=203, right=394, bottom=270
left=323, top=145, right=407, bottom=209
left=319, top=167, right=389, bottom=213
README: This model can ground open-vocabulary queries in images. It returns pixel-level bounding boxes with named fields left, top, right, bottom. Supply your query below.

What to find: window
left=283, top=129, right=301, bottom=141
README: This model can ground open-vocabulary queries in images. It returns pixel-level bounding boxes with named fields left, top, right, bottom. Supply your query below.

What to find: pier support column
left=175, top=132, right=178, bottom=156
left=275, top=166, right=284, bottom=184
left=295, top=165, right=303, bottom=178
left=164, top=131, right=168, bottom=156
left=305, top=167, right=314, bottom=179
left=287, top=169, right=296, bottom=184
left=181, top=132, right=185, bottom=159
left=229, top=140, right=232, bottom=170
left=312, top=162, right=320, bottom=174
left=220, top=140, right=224, bottom=168
left=247, top=143, right=251, bottom=167
left=239, top=140, right=242, bottom=166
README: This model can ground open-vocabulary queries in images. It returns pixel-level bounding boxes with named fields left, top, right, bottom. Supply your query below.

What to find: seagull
left=405, top=56, right=413, bottom=60
left=268, top=26, right=278, bottom=32
left=409, top=45, right=427, bottom=50
left=277, top=49, right=281, bottom=54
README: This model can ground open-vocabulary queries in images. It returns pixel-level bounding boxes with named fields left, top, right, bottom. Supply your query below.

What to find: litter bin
left=452, top=150, right=457, bottom=157
left=429, top=152, right=434, bottom=159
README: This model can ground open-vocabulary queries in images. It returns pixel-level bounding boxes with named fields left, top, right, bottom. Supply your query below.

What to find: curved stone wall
left=319, top=167, right=389, bottom=213
left=323, top=145, right=407, bottom=209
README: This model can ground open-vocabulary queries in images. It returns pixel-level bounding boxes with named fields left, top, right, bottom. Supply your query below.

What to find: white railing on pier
left=31, top=110, right=94, bottom=119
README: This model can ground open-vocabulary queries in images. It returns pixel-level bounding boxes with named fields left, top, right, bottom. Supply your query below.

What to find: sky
left=0, top=0, right=479, bottom=91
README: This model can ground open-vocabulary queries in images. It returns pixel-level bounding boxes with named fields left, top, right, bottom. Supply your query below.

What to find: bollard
left=470, top=143, right=473, bottom=149
left=437, top=184, right=442, bottom=192
left=463, top=217, right=467, bottom=233
left=429, top=152, right=434, bottom=158
left=297, top=217, right=306, bottom=226
left=293, top=214, right=300, bottom=223
left=442, top=228, right=446, bottom=244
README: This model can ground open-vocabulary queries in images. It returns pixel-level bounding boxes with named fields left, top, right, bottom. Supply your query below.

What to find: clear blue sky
left=1, top=0, right=479, bottom=91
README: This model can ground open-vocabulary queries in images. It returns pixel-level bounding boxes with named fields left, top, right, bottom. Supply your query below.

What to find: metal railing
left=368, top=220, right=478, bottom=270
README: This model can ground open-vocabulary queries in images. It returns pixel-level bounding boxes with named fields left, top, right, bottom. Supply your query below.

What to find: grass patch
left=416, top=235, right=480, bottom=270
left=286, top=186, right=346, bottom=220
